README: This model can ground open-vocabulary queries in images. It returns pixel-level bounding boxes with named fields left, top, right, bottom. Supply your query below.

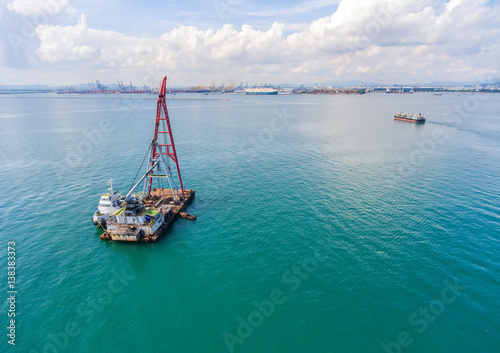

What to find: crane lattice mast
left=145, top=76, right=184, bottom=199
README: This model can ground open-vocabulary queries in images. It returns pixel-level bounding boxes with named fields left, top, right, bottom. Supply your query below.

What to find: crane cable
left=128, top=144, right=152, bottom=194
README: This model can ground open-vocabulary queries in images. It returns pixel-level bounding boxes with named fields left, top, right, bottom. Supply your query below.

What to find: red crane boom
left=148, top=76, right=184, bottom=196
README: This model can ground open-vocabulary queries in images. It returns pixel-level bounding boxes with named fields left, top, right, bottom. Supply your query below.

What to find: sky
left=0, top=0, right=499, bottom=87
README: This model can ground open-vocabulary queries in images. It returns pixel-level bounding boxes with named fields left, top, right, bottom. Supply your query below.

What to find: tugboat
left=394, top=112, right=426, bottom=123
left=92, top=179, right=123, bottom=228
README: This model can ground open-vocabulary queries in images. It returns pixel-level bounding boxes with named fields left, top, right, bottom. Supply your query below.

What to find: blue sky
left=73, top=0, right=341, bottom=35
left=0, top=0, right=499, bottom=86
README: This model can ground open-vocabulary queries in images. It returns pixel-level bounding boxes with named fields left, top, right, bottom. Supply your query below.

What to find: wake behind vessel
left=394, top=112, right=426, bottom=123
left=93, top=76, right=195, bottom=243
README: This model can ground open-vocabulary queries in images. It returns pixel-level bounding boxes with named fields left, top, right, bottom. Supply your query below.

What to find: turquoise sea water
left=0, top=92, right=499, bottom=353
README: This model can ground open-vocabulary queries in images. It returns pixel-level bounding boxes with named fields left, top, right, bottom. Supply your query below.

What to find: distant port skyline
left=2, top=78, right=500, bottom=93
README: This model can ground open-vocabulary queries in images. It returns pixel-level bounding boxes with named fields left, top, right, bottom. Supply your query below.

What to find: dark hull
left=394, top=116, right=425, bottom=123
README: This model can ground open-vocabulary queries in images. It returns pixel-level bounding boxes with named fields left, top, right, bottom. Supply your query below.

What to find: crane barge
left=94, top=76, right=195, bottom=242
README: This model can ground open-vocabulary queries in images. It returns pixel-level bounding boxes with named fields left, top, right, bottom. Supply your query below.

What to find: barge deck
left=100, top=188, right=195, bottom=243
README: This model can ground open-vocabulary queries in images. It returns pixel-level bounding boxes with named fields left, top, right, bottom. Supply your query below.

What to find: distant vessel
left=245, top=87, right=278, bottom=95
left=394, top=113, right=426, bottom=123
left=386, top=87, right=413, bottom=94
left=92, top=179, right=123, bottom=228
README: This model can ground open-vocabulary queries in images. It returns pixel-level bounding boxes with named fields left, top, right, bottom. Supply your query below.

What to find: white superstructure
left=245, top=87, right=278, bottom=95
left=92, top=179, right=123, bottom=228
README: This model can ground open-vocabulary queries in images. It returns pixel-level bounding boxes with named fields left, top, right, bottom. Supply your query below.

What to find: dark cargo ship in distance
left=394, top=113, right=426, bottom=123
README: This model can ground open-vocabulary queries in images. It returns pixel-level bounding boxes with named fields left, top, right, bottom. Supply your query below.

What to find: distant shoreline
left=1, top=89, right=500, bottom=96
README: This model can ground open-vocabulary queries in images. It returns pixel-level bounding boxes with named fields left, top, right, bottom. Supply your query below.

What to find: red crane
left=147, top=76, right=184, bottom=197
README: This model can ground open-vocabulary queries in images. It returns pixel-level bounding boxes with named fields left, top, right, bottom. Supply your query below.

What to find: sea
left=0, top=91, right=499, bottom=353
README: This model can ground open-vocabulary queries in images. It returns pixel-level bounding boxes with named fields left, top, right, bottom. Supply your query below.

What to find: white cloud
left=7, top=0, right=76, bottom=18
left=36, top=14, right=102, bottom=62
left=6, top=0, right=500, bottom=85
